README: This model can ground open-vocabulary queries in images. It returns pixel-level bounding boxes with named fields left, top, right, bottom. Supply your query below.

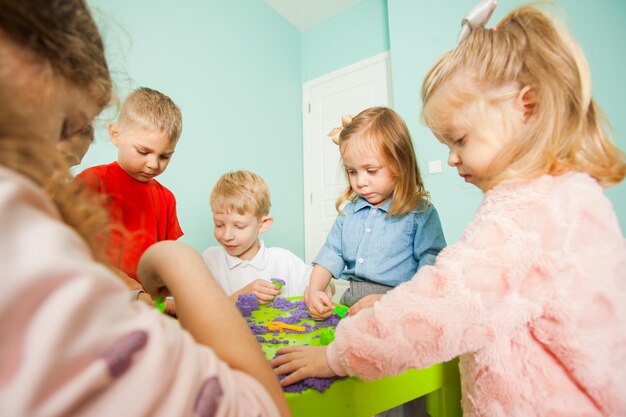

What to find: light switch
left=428, top=160, right=442, bottom=174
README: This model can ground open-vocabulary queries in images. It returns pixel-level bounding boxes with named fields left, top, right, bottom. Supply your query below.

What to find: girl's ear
left=516, top=86, right=537, bottom=122
left=258, top=215, right=273, bottom=233
left=108, top=123, right=120, bottom=146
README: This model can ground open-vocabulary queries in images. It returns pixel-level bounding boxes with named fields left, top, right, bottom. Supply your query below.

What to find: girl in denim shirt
left=306, top=107, right=446, bottom=319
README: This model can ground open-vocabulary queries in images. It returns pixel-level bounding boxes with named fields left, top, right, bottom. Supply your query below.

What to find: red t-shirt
left=77, top=162, right=183, bottom=281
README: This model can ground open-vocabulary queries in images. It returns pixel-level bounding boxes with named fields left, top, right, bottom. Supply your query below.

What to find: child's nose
left=223, top=227, right=234, bottom=240
left=145, top=155, right=160, bottom=170
left=356, top=173, right=367, bottom=187
left=448, top=151, right=460, bottom=167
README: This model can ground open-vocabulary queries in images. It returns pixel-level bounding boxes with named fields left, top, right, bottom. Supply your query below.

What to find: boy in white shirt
left=202, top=170, right=332, bottom=303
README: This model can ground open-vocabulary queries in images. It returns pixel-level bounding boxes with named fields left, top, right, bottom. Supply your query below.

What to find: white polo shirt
left=201, top=240, right=311, bottom=298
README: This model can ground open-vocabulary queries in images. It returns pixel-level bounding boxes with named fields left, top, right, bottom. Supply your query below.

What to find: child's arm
left=113, top=266, right=177, bottom=316
left=413, top=204, right=447, bottom=269
left=348, top=293, right=382, bottom=316
left=275, top=191, right=552, bottom=384
left=305, top=264, right=334, bottom=320
left=321, top=211, right=542, bottom=381
left=229, top=279, right=281, bottom=304
left=138, top=241, right=290, bottom=417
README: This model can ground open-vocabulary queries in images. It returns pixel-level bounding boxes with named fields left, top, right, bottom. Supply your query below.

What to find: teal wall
left=301, top=0, right=390, bottom=81
left=387, top=0, right=626, bottom=242
left=84, top=0, right=304, bottom=255
left=83, top=0, right=625, bottom=258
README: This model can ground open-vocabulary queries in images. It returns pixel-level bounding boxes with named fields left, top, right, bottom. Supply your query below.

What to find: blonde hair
left=119, top=87, right=182, bottom=143
left=335, top=107, right=429, bottom=216
left=422, top=5, right=625, bottom=189
left=0, top=0, right=112, bottom=264
left=210, top=170, right=271, bottom=218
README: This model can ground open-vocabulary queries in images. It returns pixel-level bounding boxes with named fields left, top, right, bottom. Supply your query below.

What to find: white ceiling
left=264, top=0, right=363, bottom=31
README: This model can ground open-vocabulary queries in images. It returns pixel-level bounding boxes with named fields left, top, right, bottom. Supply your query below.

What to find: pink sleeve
left=327, top=185, right=545, bottom=380
left=0, top=168, right=278, bottom=417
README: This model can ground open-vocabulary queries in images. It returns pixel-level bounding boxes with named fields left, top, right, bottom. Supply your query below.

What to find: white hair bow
left=457, top=0, right=498, bottom=44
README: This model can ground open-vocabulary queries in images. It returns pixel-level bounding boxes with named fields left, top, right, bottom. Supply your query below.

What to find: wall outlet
left=428, top=160, right=442, bottom=174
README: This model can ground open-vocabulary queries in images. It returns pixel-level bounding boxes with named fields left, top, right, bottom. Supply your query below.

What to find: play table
left=247, top=297, right=462, bottom=417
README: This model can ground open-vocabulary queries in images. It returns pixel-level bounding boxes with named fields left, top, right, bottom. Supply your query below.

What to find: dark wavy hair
left=0, top=0, right=113, bottom=262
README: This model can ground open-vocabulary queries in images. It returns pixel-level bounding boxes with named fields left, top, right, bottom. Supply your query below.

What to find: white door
left=303, top=52, right=392, bottom=267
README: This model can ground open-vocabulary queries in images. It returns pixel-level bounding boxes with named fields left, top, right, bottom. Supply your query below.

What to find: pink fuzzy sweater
left=327, top=172, right=626, bottom=416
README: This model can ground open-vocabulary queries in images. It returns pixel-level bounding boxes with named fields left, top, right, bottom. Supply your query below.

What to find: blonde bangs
left=120, top=87, right=182, bottom=143
left=210, top=170, right=271, bottom=218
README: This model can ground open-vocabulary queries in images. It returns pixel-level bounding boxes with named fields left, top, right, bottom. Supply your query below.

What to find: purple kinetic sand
left=272, top=311, right=308, bottom=324
left=236, top=303, right=252, bottom=317
left=264, top=338, right=291, bottom=344
left=248, top=323, right=271, bottom=335
left=237, top=294, right=259, bottom=310
left=312, top=314, right=340, bottom=330
left=272, top=297, right=298, bottom=310
left=270, top=278, right=286, bottom=286
left=289, top=323, right=312, bottom=334
left=278, top=375, right=343, bottom=393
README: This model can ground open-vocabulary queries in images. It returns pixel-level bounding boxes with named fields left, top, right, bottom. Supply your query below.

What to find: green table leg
left=286, top=360, right=463, bottom=417
left=425, top=358, right=462, bottom=417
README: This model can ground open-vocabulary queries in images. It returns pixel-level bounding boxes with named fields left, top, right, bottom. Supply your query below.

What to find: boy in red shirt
left=78, top=87, right=183, bottom=311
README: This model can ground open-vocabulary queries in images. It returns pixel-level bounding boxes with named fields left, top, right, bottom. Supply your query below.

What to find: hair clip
left=457, top=0, right=498, bottom=44
left=327, top=114, right=354, bottom=145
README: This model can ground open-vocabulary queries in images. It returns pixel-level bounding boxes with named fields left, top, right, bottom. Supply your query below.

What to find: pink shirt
left=0, top=166, right=278, bottom=417
left=327, top=172, right=626, bottom=417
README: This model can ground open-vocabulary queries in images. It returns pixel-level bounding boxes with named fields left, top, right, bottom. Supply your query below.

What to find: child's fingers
left=312, top=294, right=333, bottom=315
left=271, top=350, right=303, bottom=374
left=164, top=299, right=177, bottom=317
left=311, top=311, right=332, bottom=321
left=308, top=301, right=332, bottom=320
left=317, top=292, right=334, bottom=310
left=255, top=290, right=279, bottom=305
left=255, top=281, right=281, bottom=296
left=272, top=346, right=334, bottom=385
left=278, top=368, right=310, bottom=387
left=309, top=309, right=332, bottom=320
left=257, top=280, right=276, bottom=288
left=274, top=345, right=307, bottom=358
left=271, top=347, right=315, bottom=386
left=349, top=294, right=381, bottom=316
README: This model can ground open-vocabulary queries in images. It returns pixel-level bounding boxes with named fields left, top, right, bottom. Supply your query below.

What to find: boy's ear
left=258, top=215, right=273, bottom=233
left=108, top=123, right=120, bottom=146
left=516, top=85, right=536, bottom=122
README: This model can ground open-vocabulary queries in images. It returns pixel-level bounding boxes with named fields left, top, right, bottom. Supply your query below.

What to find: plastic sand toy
left=154, top=296, right=166, bottom=313
left=267, top=321, right=306, bottom=332
left=271, top=278, right=286, bottom=289
left=333, top=306, right=349, bottom=318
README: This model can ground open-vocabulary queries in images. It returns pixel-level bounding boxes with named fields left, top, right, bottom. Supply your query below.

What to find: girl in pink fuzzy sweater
left=273, top=3, right=626, bottom=416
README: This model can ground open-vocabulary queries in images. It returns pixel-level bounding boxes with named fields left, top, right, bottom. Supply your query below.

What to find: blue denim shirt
left=313, top=197, right=446, bottom=287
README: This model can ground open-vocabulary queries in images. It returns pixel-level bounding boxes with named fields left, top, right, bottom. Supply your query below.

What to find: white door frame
left=302, top=51, right=392, bottom=263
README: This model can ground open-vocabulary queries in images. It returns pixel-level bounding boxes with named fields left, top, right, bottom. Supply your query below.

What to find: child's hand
left=137, top=289, right=177, bottom=317
left=271, top=345, right=336, bottom=386
left=349, top=293, right=383, bottom=316
left=164, top=298, right=177, bottom=317
left=306, top=289, right=334, bottom=320
left=137, top=291, right=155, bottom=307
left=242, top=279, right=281, bottom=305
